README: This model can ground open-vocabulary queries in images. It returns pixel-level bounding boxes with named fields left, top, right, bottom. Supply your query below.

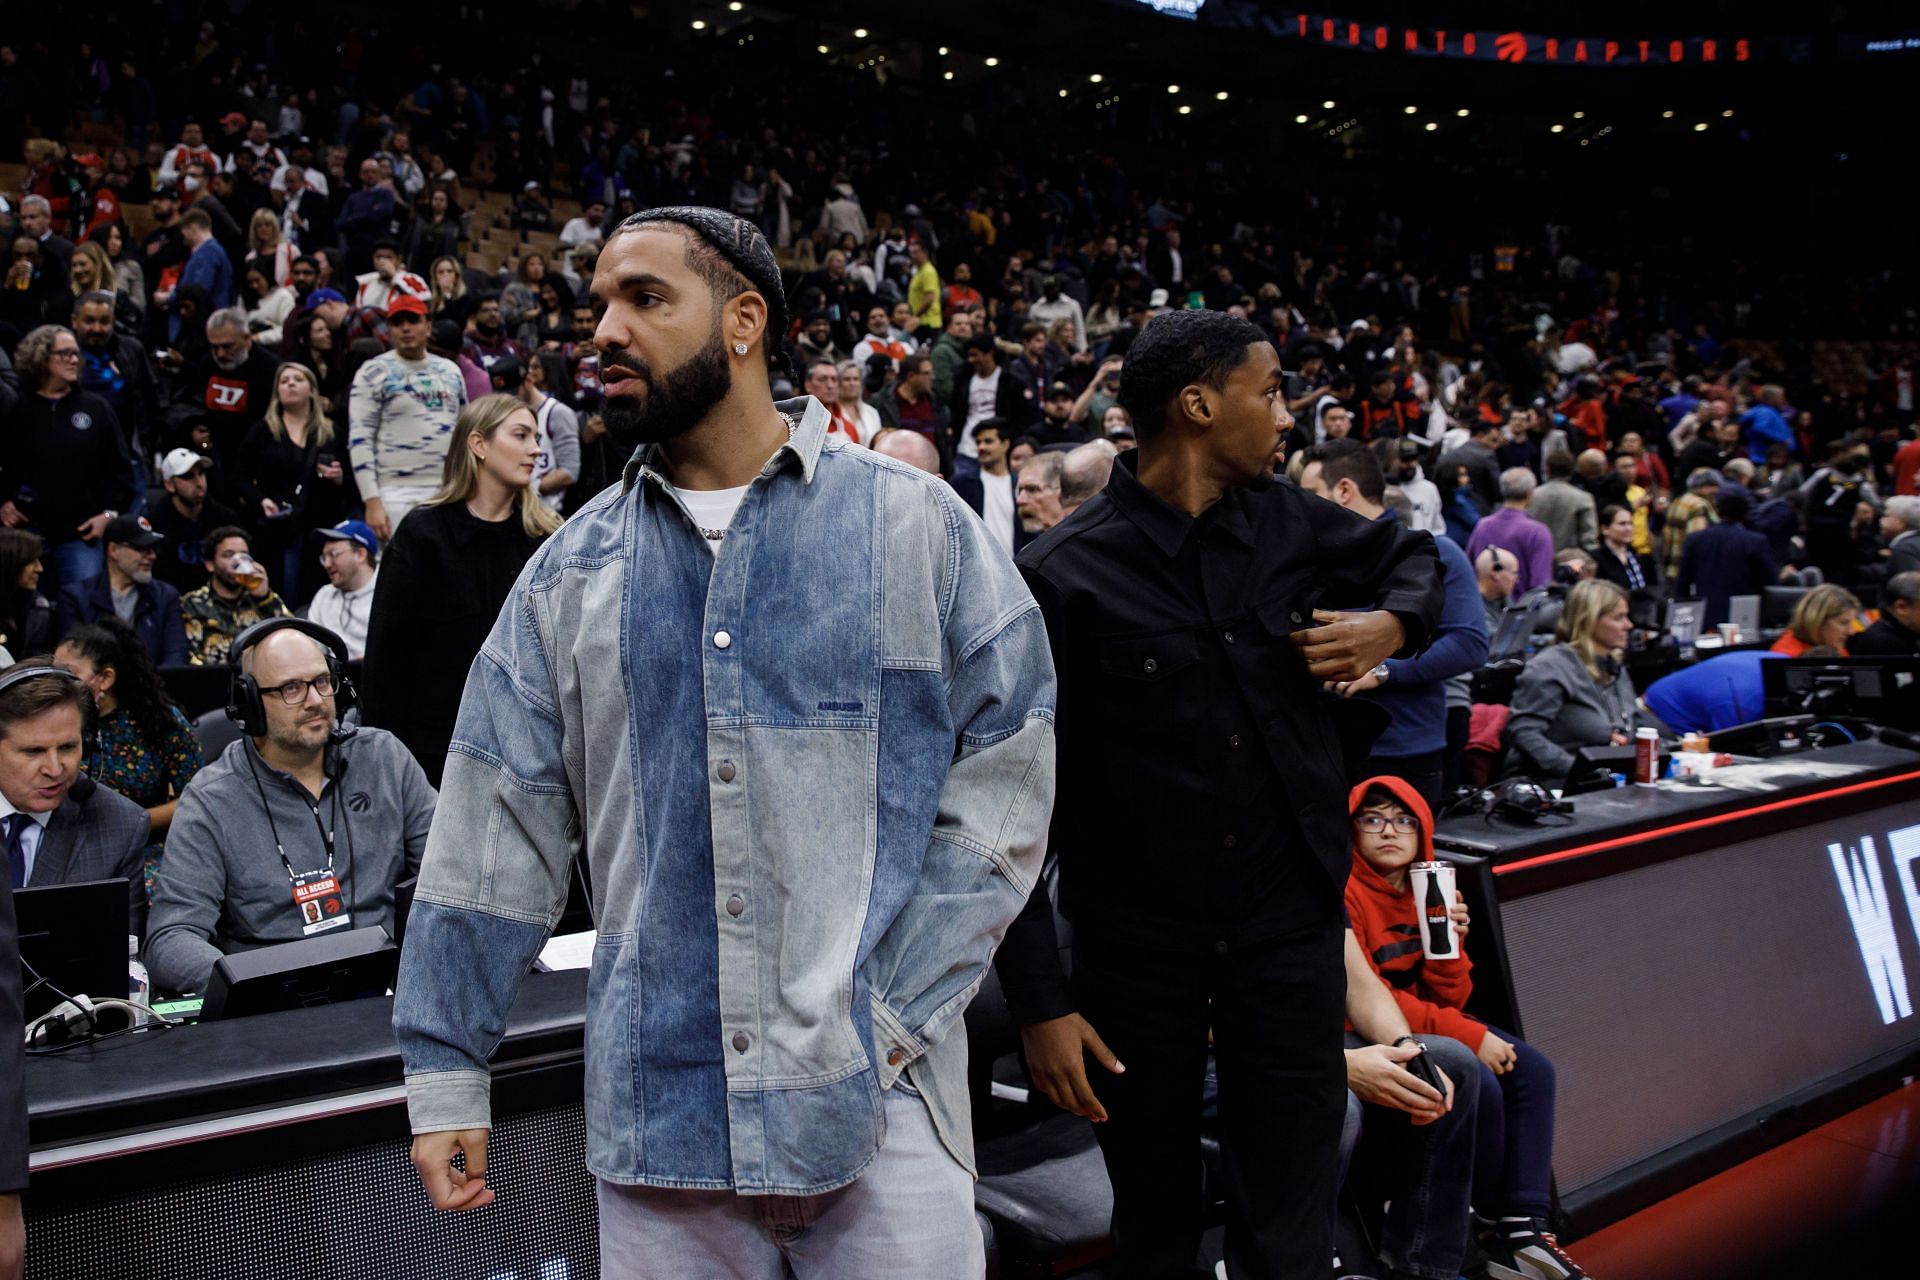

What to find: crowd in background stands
left=0, top=9, right=1917, bottom=818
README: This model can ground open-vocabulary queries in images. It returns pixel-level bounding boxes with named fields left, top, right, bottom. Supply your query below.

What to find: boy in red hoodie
left=1346, top=776, right=1589, bottom=1280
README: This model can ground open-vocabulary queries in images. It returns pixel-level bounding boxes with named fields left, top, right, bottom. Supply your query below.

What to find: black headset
left=0, top=664, right=100, bottom=759
left=225, top=618, right=357, bottom=736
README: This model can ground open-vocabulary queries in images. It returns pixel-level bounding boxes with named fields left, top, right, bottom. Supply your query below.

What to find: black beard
left=600, top=325, right=733, bottom=449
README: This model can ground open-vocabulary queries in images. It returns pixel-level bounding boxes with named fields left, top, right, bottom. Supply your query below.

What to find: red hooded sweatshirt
left=1344, top=775, right=1488, bottom=1051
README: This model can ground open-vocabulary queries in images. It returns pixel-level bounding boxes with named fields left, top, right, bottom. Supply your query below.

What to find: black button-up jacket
left=997, top=450, right=1443, bottom=1022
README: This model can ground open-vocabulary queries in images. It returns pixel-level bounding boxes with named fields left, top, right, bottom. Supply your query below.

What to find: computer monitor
left=1668, top=599, right=1704, bottom=647
left=1763, top=585, right=1810, bottom=630
left=1762, top=656, right=1920, bottom=730
left=199, top=926, right=399, bottom=1021
left=1487, top=600, right=1540, bottom=661
left=1727, top=594, right=1762, bottom=640
left=13, top=879, right=129, bottom=1020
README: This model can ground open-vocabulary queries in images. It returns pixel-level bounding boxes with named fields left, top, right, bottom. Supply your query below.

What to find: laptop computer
left=1727, top=594, right=1762, bottom=641
left=1488, top=599, right=1539, bottom=661
left=1667, top=599, right=1704, bottom=647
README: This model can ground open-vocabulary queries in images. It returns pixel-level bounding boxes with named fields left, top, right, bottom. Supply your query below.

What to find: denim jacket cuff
left=869, top=995, right=927, bottom=1091
left=405, top=1069, right=493, bottom=1135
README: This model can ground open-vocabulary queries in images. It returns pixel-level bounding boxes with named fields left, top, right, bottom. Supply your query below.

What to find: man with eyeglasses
left=148, top=622, right=436, bottom=995
left=305, top=521, right=379, bottom=659
left=171, top=306, right=281, bottom=474
left=0, top=325, right=137, bottom=596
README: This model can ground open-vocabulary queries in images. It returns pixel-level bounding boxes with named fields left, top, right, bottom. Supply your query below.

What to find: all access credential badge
left=291, top=870, right=351, bottom=935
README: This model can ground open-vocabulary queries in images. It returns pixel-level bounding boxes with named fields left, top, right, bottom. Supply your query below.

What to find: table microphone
left=1878, top=727, right=1920, bottom=753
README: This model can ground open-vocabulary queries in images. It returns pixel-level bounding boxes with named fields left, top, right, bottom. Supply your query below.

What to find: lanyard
left=245, top=744, right=339, bottom=879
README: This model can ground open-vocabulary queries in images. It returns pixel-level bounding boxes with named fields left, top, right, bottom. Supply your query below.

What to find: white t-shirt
left=960, top=369, right=1002, bottom=457
left=674, top=484, right=752, bottom=554
left=981, top=470, right=1016, bottom=558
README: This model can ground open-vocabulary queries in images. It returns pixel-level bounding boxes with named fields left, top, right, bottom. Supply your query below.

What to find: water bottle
left=128, top=935, right=150, bottom=1008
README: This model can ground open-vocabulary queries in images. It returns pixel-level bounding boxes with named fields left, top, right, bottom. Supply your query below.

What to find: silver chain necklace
left=695, top=412, right=797, bottom=540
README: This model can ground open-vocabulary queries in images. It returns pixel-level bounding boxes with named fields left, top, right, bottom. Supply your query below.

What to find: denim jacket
left=393, top=397, right=1057, bottom=1195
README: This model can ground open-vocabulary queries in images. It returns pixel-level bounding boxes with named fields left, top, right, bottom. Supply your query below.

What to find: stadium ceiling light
left=1404, top=105, right=1418, bottom=114
left=1694, top=121, right=1709, bottom=131
left=1090, top=73, right=1104, bottom=83
left=729, top=1, right=743, bottom=9
left=1722, top=108, right=1735, bottom=118
left=1215, top=91, right=1229, bottom=101
left=691, top=19, right=706, bottom=30
left=854, top=28, right=868, bottom=38
left=1550, top=123, right=1565, bottom=133
left=944, top=71, right=954, bottom=80
left=1425, top=121, right=1438, bottom=132
left=1295, top=113, right=1309, bottom=124
left=1167, top=84, right=1180, bottom=93
left=939, top=46, right=950, bottom=56
left=1060, top=88, right=1070, bottom=97
left=985, top=56, right=999, bottom=67
left=1322, top=99, right=1335, bottom=109
left=1178, top=104, right=1192, bottom=115
left=817, top=44, right=829, bottom=53
left=1573, top=110, right=1585, bottom=119
left=1662, top=109, right=1675, bottom=118
left=1457, top=108, right=1470, bottom=118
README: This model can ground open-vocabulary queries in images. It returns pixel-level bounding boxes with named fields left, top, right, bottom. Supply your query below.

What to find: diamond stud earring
left=734, top=342, right=748, bottom=355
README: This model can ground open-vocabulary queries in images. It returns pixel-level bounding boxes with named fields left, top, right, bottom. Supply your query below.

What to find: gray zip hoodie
left=146, top=727, right=437, bottom=994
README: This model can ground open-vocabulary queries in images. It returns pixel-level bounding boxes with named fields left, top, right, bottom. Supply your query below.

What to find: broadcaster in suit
left=0, top=662, right=150, bottom=939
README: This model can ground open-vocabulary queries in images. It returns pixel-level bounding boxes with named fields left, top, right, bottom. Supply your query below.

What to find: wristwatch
left=1369, top=662, right=1391, bottom=685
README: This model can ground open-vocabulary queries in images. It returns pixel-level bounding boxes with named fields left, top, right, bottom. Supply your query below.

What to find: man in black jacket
left=949, top=334, right=1037, bottom=463
left=996, top=310, right=1442, bottom=1279
left=73, top=290, right=161, bottom=470
left=146, top=448, right=241, bottom=595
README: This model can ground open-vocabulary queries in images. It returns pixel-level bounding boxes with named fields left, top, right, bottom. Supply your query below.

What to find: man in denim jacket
left=394, top=208, right=1057, bottom=1277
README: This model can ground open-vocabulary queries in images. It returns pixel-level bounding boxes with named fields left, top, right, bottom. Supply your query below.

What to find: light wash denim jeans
left=594, top=1087, right=983, bottom=1279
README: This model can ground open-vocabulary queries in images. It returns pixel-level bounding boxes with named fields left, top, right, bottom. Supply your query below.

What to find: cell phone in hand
left=1401, top=1043, right=1446, bottom=1096
left=316, top=451, right=335, bottom=469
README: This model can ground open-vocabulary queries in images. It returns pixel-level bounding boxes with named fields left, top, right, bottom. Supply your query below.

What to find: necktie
left=5, top=813, right=27, bottom=889
left=1625, top=553, right=1645, bottom=591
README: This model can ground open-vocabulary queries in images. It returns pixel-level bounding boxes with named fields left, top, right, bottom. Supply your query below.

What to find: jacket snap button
left=886, top=1048, right=904, bottom=1067
left=713, top=630, right=733, bottom=649
left=726, top=894, right=745, bottom=917
left=1223, top=630, right=1235, bottom=644
left=1290, top=611, right=1303, bottom=625
left=1143, top=658, right=1158, bottom=674
left=732, top=1032, right=750, bottom=1053
left=717, top=761, right=737, bottom=782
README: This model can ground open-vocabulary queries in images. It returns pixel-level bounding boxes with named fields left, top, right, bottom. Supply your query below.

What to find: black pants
left=1442, top=706, right=1471, bottom=796
left=1073, top=918, right=1347, bottom=1279
left=1369, top=750, right=1444, bottom=813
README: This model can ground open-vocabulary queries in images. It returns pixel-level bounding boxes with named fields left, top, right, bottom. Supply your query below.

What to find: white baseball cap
left=161, top=447, right=213, bottom=480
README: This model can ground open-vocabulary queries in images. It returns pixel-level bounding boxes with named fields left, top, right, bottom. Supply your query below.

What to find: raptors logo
left=205, top=378, right=250, bottom=412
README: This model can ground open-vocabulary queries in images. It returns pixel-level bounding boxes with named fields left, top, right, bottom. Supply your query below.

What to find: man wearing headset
left=145, top=620, right=437, bottom=995
left=1475, top=545, right=1519, bottom=631
left=0, top=662, right=150, bottom=937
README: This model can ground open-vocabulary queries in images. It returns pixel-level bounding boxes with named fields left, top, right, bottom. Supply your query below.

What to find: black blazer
left=20, top=773, right=152, bottom=940
left=1594, top=544, right=1661, bottom=593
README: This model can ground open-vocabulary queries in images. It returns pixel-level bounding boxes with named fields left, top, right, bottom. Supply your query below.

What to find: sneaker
left=1483, top=1217, right=1589, bottom=1280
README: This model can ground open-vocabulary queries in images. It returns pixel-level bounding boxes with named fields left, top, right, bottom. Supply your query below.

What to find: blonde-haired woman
left=1772, top=583, right=1861, bottom=657
left=67, top=238, right=142, bottom=335
left=236, top=363, right=355, bottom=603
left=360, top=394, right=559, bottom=785
left=244, top=207, right=294, bottom=287
left=1507, top=579, right=1663, bottom=783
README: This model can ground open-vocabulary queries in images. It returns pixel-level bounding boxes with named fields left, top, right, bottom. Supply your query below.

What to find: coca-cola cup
left=1408, top=861, right=1460, bottom=961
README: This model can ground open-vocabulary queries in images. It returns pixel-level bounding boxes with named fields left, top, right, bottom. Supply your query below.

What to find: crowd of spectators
left=3, top=8, right=1919, bottom=1277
